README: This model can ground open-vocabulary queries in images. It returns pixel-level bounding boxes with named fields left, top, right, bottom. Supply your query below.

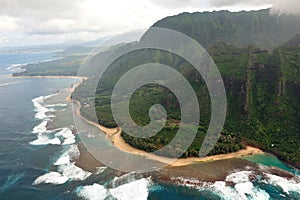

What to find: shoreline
left=74, top=100, right=264, bottom=167
left=71, top=86, right=264, bottom=168
left=10, top=75, right=87, bottom=80
left=12, top=74, right=265, bottom=167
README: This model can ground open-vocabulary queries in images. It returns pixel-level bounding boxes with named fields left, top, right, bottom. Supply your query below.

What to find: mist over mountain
left=152, top=9, right=300, bottom=50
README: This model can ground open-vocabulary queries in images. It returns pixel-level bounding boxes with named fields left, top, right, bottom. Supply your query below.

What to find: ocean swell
left=76, top=177, right=152, bottom=200
left=171, top=170, right=300, bottom=200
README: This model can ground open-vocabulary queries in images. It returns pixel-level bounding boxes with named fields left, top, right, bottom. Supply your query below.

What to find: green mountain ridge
left=152, top=9, right=300, bottom=50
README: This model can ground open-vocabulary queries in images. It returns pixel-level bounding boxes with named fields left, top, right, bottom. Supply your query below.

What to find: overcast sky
left=0, top=0, right=298, bottom=47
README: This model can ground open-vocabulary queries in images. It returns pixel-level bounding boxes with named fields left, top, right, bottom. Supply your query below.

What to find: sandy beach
left=72, top=85, right=264, bottom=167
left=13, top=74, right=264, bottom=167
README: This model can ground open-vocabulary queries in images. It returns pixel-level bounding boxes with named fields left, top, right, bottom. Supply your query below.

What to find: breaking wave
left=31, top=92, right=91, bottom=186
left=33, top=144, right=91, bottom=185
left=171, top=170, right=300, bottom=200
left=33, top=172, right=69, bottom=185
left=0, top=81, right=25, bottom=87
left=32, top=95, right=56, bottom=120
left=76, top=177, right=151, bottom=200
left=264, top=173, right=300, bottom=195
left=55, top=127, right=76, bottom=145
left=6, top=63, right=26, bottom=73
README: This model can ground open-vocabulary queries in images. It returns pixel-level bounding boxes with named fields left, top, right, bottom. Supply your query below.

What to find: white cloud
left=0, top=0, right=299, bottom=46
left=0, top=0, right=212, bottom=46
left=0, top=35, right=9, bottom=44
left=209, top=0, right=300, bottom=15
left=0, top=16, right=24, bottom=32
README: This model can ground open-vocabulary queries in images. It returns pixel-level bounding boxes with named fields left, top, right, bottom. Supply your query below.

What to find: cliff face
left=207, top=43, right=299, bottom=167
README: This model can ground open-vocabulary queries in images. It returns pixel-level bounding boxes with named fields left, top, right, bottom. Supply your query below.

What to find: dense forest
left=13, top=56, right=83, bottom=77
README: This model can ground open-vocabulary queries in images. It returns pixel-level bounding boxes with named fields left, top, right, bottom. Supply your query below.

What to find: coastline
left=75, top=102, right=264, bottom=167
left=10, top=75, right=87, bottom=80
left=12, top=74, right=264, bottom=167
left=11, top=74, right=299, bottom=187
left=70, top=81, right=264, bottom=167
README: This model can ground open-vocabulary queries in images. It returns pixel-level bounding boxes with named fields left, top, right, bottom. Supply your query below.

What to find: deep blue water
left=0, top=52, right=299, bottom=200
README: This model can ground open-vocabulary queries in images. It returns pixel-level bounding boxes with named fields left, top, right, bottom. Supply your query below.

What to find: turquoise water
left=243, top=154, right=299, bottom=175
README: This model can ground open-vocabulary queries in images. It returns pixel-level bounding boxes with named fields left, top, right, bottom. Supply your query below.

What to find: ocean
left=0, top=52, right=299, bottom=200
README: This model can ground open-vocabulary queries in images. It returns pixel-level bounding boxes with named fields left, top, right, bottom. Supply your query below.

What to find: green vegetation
left=53, top=46, right=94, bottom=57
left=12, top=56, right=82, bottom=76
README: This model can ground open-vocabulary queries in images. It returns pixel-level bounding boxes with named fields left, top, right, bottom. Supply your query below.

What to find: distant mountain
left=53, top=46, right=94, bottom=57
left=152, top=9, right=300, bottom=50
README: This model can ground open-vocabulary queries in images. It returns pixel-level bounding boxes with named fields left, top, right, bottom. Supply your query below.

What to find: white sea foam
left=264, top=173, right=300, bottom=195
left=6, top=63, right=26, bottom=72
left=32, top=95, right=56, bottom=120
left=68, top=144, right=81, bottom=159
left=33, top=172, right=68, bottom=185
left=76, top=178, right=151, bottom=200
left=110, top=178, right=151, bottom=200
left=77, top=184, right=108, bottom=200
left=32, top=120, right=49, bottom=134
left=58, top=162, right=92, bottom=181
left=207, top=180, right=270, bottom=200
left=226, top=171, right=253, bottom=184
left=32, top=96, right=50, bottom=120
left=54, top=153, right=70, bottom=166
left=55, top=127, right=76, bottom=145
left=234, top=182, right=270, bottom=200
left=54, top=144, right=80, bottom=165
left=53, top=145, right=90, bottom=181
left=210, top=171, right=270, bottom=200
left=35, top=144, right=89, bottom=186
left=32, top=125, right=76, bottom=146
left=0, top=81, right=24, bottom=87
left=30, top=135, right=61, bottom=146
left=173, top=171, right=270, bottom=200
